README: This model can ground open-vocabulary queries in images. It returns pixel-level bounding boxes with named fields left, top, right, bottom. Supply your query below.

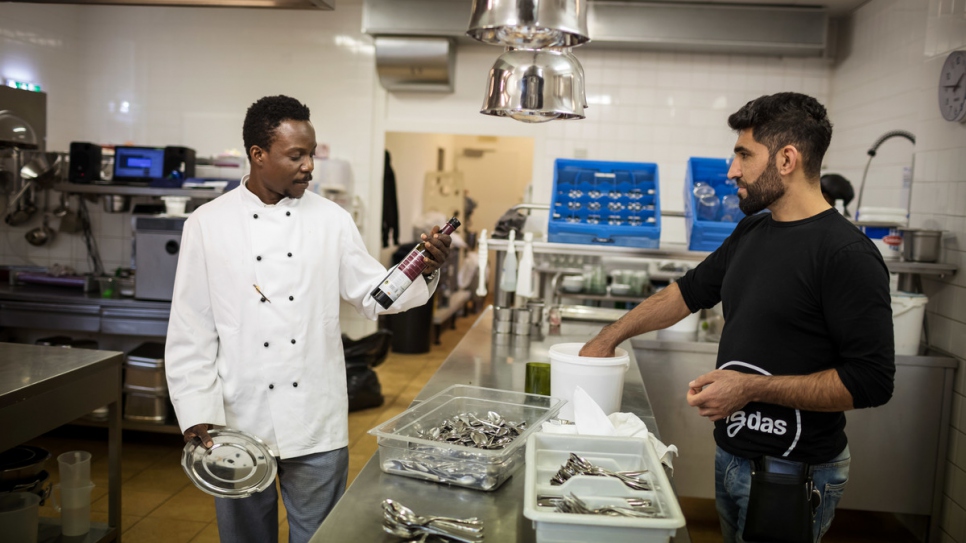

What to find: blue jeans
left=715, top=445, right=850, bottom=543
left=215, top=447, right=349, bottom=543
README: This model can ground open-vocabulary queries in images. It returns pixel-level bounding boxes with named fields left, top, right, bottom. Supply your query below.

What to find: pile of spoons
left=416, top=411, right=527, bottom=450
left=550, top=453, right=652, bottom=491
left=381, top=499, right=484, bottom=542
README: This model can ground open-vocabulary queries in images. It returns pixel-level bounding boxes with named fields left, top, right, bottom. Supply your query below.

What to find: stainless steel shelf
left=70, top=416, right=182, bottom=435
left=487, top=240, right=958, bottom=276
left=487, top=239, right=709, bottom=261
left=886, top=261, right=958, bottom=276
left=54, top=182, right=224, bottom=200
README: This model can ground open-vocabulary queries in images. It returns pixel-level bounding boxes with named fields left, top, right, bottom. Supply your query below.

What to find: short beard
left=738, top=160, right=785, bottom=215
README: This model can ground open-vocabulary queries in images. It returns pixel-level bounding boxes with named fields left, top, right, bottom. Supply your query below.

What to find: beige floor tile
left=189, top=521, right=220, bottom=543
left=148, top=484, right=217, bottom=523
left=124, top=516, right=208, bottom=543
left=123, top=462, right=191, bottom=494
left=89, top=511, right=143, bottom=533
left=91, top=488, right=171, bottom=517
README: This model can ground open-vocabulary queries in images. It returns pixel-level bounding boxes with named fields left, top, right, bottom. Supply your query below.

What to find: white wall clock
left=939, top=50, right=966, bottom=123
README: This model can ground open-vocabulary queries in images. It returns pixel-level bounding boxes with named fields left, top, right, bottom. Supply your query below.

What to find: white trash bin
left=891, top=292, right=928, bottom=356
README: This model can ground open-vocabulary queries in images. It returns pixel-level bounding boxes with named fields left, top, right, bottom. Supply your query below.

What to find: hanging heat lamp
left=468, top=0, right=590, bottom=123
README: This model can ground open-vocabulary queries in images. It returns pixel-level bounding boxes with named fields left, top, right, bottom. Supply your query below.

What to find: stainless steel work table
left=0, top=342, right=123, bottom=542
left=311, top=307, right=690, bottom=543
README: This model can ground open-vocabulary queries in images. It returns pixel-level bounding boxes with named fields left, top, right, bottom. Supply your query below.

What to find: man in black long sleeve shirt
left=581, top=93, right=895, bottom=543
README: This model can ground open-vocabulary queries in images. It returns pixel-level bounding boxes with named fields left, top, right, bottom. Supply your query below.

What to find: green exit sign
left=6, top=80, right=42, bottom=92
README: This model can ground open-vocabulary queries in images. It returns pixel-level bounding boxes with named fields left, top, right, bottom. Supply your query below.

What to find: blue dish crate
left=685, top=157, right=743, bottom=251
left=548, top=159, right=661, bottom=248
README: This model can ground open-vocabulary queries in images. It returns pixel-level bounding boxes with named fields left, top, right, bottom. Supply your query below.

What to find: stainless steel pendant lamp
left=467, top=0, right=590, bottom=49
left=468, top=0, right=590, bottom=123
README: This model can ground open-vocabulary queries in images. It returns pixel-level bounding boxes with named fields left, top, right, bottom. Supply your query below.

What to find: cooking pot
left=899, top=228, right=943, bottom=263
left=0, top=446, right=51, bottom=484
left=102, top=195, right=131, bottom=213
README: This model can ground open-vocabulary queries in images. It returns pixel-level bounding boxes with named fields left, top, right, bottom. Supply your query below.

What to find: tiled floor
left=25, top=310, right=919, bottom=542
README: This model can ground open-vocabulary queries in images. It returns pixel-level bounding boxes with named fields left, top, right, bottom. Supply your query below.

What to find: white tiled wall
left=826, top=1, right=966, bottom=541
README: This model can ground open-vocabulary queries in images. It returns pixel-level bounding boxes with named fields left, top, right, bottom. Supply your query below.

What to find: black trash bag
left=343, top=330, right=393, bottom=412
left=490, top=209, right=528, bottom=239
left=347, top=365, right=385, bottom=412
left=342, top=329, right=393, bottom=369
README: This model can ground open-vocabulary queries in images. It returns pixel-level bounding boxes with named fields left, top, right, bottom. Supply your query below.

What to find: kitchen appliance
left=68, top=142, right=101, bottom=184
left=112, top=146, right=166, bottom=185
left=134, top=216, right=185, bottom=300
left=164, top=146, right=196, bottom=180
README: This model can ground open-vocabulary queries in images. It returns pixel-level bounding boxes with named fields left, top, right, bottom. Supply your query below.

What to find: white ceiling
left=616, top=0, right=869, bottom=17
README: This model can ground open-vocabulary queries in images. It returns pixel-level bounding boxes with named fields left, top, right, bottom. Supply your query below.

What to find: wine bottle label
left=395, top=249, right=426, bottom=281
left=377, top=268, right=414, bottom=303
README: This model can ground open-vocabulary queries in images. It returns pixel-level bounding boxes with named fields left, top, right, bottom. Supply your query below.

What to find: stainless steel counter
left=310, top=307, right=690, bottom=543
left=0, top=342, right=124, bottom=542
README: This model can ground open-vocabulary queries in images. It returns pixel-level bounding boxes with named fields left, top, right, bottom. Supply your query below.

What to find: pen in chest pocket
left=253, top=284, right=272, bottom=303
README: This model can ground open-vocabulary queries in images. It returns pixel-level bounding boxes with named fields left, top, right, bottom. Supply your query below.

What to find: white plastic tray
left=524, top=433, right=685, bottom=543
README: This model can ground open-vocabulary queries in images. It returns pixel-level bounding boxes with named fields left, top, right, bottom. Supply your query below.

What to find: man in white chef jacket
left=165, top=95, right=451, bottom=543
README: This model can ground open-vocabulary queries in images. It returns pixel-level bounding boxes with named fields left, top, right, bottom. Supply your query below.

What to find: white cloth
left=165, top=178, right=437, bottom=459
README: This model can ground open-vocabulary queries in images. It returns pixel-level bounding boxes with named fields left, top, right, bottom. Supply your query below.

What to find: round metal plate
left=181, top=429, right=277, bottom=499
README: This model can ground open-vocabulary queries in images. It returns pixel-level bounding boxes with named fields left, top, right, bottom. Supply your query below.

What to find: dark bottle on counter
left=371, top=217, right=461, bottom=309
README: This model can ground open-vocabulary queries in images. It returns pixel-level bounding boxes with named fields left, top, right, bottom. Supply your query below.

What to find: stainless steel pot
left=467, top=0, right=590, bottom=48
left=102, top=194, right=131, bottom=213
left=480, top=48, right=585, bottom=123
left=899, top=228, right=943, bottom=262
left=0, top=446, right=51, bottom=484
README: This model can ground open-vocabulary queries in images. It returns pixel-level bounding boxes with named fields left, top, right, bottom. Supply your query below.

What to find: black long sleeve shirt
left=677, top=208, right=895, bottom=463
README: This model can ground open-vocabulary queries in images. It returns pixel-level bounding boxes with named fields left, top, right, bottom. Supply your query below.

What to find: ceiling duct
left=363, top=0, right=829, bottom=58
left=7, top=0, right=334, bottom=9
left=374, top=37, right=456, bottom=93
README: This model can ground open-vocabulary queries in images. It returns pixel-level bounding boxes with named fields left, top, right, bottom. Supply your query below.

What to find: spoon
left=384, top=499, right=483, bottom=530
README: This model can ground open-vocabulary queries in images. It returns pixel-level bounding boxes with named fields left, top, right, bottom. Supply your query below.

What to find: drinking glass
left=697, top=195, right=721, bottom=221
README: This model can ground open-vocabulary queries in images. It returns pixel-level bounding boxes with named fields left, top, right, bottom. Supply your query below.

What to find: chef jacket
left=165, top=178, right=437, bottom=459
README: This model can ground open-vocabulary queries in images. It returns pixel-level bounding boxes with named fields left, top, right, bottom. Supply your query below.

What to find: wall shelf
left=53, top=183, right=224, bottom=200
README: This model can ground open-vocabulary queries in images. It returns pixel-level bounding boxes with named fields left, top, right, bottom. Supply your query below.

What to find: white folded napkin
left=542, top=386, right=680, bottom=473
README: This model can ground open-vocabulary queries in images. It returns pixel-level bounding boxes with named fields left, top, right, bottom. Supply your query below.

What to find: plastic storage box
left=524, top=432, right=685, bottom=543
left=549, top=159, right=661, bottom=248
left=368, top=385, right=565, bottom=491
left=684, top=157, right=742, bottom=251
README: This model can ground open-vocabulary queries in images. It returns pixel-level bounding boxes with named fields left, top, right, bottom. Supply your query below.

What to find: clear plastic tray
left=368, top=385, right=565, bottom=491
left=524, top=433, right=685, bottom=543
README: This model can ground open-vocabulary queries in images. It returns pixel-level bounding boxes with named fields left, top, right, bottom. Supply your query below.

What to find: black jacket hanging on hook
left=382, top=150, right=400, bottom=248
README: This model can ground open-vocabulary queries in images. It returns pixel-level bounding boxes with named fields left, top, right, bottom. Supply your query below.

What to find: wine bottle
left=371, top=217, right=460, bottom=309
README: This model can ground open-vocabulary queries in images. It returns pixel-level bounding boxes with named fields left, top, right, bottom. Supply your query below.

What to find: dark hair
left=242, top=95, right=311, bottom=160
left=727, top=93, right=832, bottom=179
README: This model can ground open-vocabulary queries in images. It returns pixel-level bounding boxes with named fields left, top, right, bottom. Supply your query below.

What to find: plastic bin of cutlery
left=369, top=385, right=565, bottom=491
left=524, top=432, right=685, bottom=543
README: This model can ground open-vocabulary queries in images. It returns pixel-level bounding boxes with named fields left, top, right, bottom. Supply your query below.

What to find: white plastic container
left=549, top=343, right=629, bottom=421
left=0, top=492, right=40, bottom=543
left=524, top=432, right=685, bottom=543
left=892, top=292, right=928, bottom=356
left=857, top=207, right=907, bottom=261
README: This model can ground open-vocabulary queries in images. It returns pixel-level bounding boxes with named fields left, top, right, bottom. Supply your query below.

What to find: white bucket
left=891, top=292, right=928, bottom=356
left=549, top=343, right=629, bottom=421
left=857, top=207, right=907, bottom=261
